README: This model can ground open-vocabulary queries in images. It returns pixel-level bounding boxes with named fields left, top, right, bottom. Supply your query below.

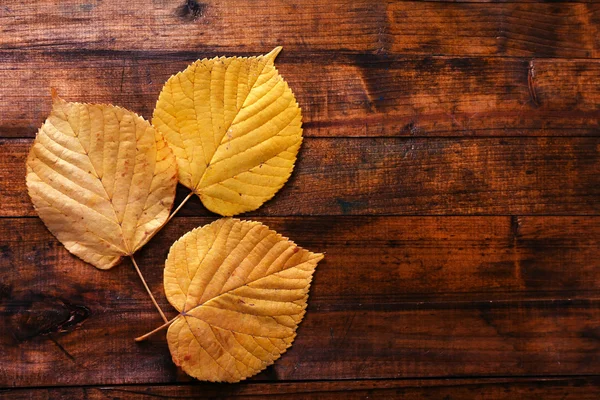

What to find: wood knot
left=177, top=0, right=207, bottom=20
left=527, top=60, right=540, bottom=107
left=7, top=294, right=90, bottom=342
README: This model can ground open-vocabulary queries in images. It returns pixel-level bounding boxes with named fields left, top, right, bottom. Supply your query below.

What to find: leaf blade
left=164, top=218, right=323, bottom=382
left=26, top=97, right=178, bottom=269
left=153, top=47, right=302, bottom=216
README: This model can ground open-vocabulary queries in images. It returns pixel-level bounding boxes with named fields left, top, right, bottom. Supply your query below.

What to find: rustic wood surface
left=3, top=377, right=600, bottom=399
left=0, top=0, right=598, bottom=398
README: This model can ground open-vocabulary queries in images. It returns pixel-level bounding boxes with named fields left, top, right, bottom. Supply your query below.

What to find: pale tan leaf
left=153, top=47, right=302, bottom=216
left=26, top=96, right=178, bottom=270
left=163, top=218, right=323, bottom=382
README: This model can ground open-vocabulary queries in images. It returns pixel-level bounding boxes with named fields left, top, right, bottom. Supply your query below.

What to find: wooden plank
left=1, top=52, right=599, bottom=138
left=386, top=2, right=599, bottom=58
left=2, top=138, right=599, bottom=217
left=1, top=216, right=598, bottom=386
left=2, top=0, right=598, bottom=394
left=2, top=377, right=600, bottom=399
left=0, top=1, right=597, bottom=58
left=1, top=298, right=598, bottom=385
left=3, top=216, right=599, bottom=306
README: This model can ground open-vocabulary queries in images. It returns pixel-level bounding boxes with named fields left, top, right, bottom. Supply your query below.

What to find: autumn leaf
left=27, top=95, right=178, bottom=269
left=26, top=94, right=178, bottom=320
left=152, top=47, right=302, bottom=217
left=137, top=218, right=323, bottom=382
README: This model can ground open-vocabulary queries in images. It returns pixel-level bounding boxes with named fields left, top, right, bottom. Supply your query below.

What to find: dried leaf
left=153, top=47, right=302, bottom=216
left=163, top=218, right=323, bottom=382
left=26, top=96, right=178, bottom=270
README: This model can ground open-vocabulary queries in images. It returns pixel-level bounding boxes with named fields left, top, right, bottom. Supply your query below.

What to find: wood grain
left=0, top=1, right=597, bottom=58
left=1, top=52, right=599, bottom=138
left=2, top=0, right=599, bottom=395
left=3, top=301, right=598, bottom=385
left=3, top=377, right=600, bottom=399
left=3, top=216, right=599, bottom=306
left=3, top=137, right=599, bottom=217
left=1, top=216, right=598, bottom=386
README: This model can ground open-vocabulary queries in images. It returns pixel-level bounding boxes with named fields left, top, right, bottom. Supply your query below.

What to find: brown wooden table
left=1, top=1, right=599, bottom=398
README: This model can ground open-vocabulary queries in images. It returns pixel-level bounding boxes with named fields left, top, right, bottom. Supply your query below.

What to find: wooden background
left=1, top=0, right=599, bottom=398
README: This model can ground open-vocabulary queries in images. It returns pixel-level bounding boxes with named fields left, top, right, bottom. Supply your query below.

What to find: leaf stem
left=130, top=255, right=168, bottom=323
left=135, top=315, right=180, bottom=342
left=141, top=191, right=194, bottom=248
left=167, top=191, right=194, bottom=223
left=127, top=192, right=193, bottom=326
left=127, top=193, right=193, bottom=331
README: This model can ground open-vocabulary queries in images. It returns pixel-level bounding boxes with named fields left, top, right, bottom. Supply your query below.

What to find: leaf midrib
left=194, top=56, right=272, bottom=192
left=182, top=253, right=318, bottom=317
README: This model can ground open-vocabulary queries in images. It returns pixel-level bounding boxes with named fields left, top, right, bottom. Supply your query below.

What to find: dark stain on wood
left=0, top=282, right=13, bottom=301
left=510, top=216, right=521, bottom=240
left=336, top=199, right=358, bottom=215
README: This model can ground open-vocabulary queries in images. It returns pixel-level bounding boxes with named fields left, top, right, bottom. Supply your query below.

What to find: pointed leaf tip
left=265, top=46, right=283, bottom=62
left=50, top=87, right=61, bottom=103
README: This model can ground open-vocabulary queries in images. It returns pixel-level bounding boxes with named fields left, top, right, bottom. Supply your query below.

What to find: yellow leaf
left=26, top=96, right=178, bottom=270
left=153, top=47, right=302, bottom=216
left=163, top=218, right=323, bottom=382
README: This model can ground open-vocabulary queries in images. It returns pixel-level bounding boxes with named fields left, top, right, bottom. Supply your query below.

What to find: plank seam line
left=2, top=48, right=600, bottom=62
left=3, top=374, right=600, bottom=391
